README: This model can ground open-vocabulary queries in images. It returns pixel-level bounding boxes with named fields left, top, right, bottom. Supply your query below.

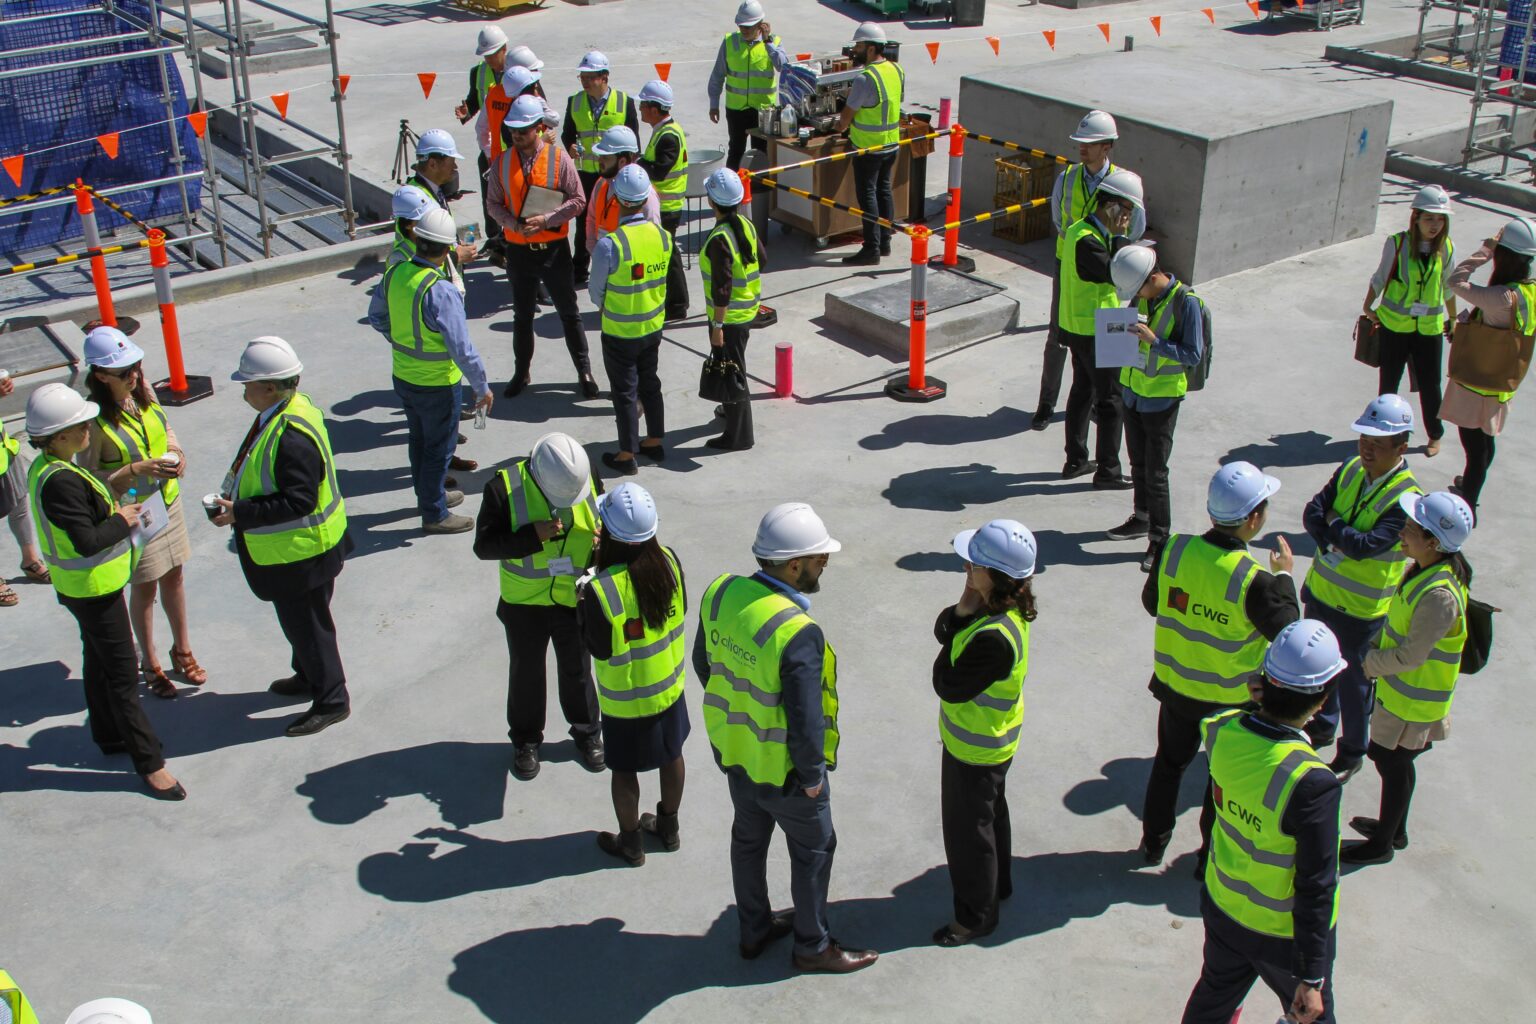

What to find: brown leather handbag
left=1353, top=315, right=1381, bottom=368
left=1448, top=310, right=1535, bottom=392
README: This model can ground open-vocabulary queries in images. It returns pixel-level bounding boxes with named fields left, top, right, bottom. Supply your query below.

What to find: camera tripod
left=391, top=119, right=420, bottom=185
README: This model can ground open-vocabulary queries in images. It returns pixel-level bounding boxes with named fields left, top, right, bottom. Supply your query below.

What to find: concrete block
left=957, top=52, right=1393, bottom=283
left=198, top=36, right=331, bottom=79
left=824, top=270, right=1019, bottom=355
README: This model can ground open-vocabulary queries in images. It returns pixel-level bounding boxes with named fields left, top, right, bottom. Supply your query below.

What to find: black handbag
left=1461, top=595, right=1498, bottom=674
left=1354, top=314, right=1381, bottom=368
left=698, top=351, right=747, bottom=403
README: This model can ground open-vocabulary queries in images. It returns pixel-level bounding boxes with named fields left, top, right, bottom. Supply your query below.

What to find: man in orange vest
left=486, top=96, right=597, bottom=401
left=585, top=126, right=659, bottom=256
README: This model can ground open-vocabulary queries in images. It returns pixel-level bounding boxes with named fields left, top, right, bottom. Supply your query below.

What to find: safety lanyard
left=1346, top=462, right=1401, bottom=523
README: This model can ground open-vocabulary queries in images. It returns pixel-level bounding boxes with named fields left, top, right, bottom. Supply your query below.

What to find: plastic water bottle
left=474, top=404, right=487, bottom=430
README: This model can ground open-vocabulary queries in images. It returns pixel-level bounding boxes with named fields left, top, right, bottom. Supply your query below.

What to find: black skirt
left=600, top=695, right=691, bottom=773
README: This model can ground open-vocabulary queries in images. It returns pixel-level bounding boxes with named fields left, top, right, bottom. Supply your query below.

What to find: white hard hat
left=752, top=502, right=841, bottom=560
left=576, top=50, right=610, bottom=74
left=25, top=382, right=99, bottom=437
left=1096, top=168, right=1143, bottom=210
left=613, top=165, right=651, bottom=205
left=475, top=25, right=508, bottom=58
left=638, top=80, right=674, bottom=108
left=391, top=184, right=434, bottom=222
left=1207, top=460, right=1281, bottom=525
left=705, top=167, right=744, bottom=207
left=529, top=432, right=592, bottom=508
left=1400, top=490, right=1474, bottom=553
left=1353, top=393, right=1415, bottom=437
left=83, top=325, right=144, bottom=369
left=735, top=0, right=765, bottom=27
left=415, top=128, right=463, bottom=160
left=65, top=998, right=153, bottom=1024
left=1264, top=619, right=1347, bottom=693
left=505, top=95, right=547, bottom=130
left=502, top=66, right=540, bottom=94
left=231, top=335, right=303, bottom=383
left=508, top=45, right=543, bottom=72
left=414, top=208, right=457, bottom=244
left=853, top=21, right=887, bottom=44
left=1069, top=109, right=1119, bottom=144
left=592, top=125, right=639, bottom=156
left=1410, top=184, right=1451, bottom=216
left=1110, top=244, right=1157, bottom=302
left=1497, top=216, right=1536, bottom=257
left=953, top=519, right=1037, bottom=580
left=597, top=482, right=658, bottom=543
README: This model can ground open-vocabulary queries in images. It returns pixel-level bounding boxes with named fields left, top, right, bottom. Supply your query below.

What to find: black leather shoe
left=639, top=803, right=681, bottom=851
left=1093, top=474, right=1134, bottom=491
left=1030, top=407, right=1052, bottom=431
left=1061, top=460, right=1096, bottom=480
left=457, top=433, right=468, bottom=445
left=739, top=910, right=794, bottom=960
left=793, top=940, right=879, bottom=973
left=268, top=675, right=308, bottom=697
left=503, top=374, right=531, bottom=398
left=284, top=707, right=350, bottom=737
left=932, top=922, right=992, bottom=947
left=1106, top=515, right=1150, bottom=541
left=1139, top=830, right=1171, bottom=865
left=638, top=443, right=666, bottom=462
left=601, top=452, right=638, bottom=477
left=445, top=476, right=458, bottom=489
left=1349, top=815, right=1409, bottom=850
left=841, top=249, right=880, bottom=267
left=713, top=404, right=726, bottom=419
left=597, top=828, right=646, bottom=866
left=580, top=374, right=601, bottom=399
left=1340, top=840, right=1394, bottom=865
left=512, top=743, right=540, bottom=781
left=1139, top=546, right=1158, bottom=574
left=577, top=734, right=606, bottom=772
left=144, top=777, right=188, bottom=801
left=1306, top=727, right=1336, bottom=749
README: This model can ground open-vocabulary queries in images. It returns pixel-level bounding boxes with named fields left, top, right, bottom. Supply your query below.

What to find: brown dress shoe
left=792, top=940, right=878, bottom=974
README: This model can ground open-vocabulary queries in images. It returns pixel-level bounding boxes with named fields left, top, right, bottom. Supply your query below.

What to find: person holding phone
left=24, top=383, right=184, bottom=800
left=77, top=326, right=205, bottom=698
left=708, top=2, right=790, bottom=171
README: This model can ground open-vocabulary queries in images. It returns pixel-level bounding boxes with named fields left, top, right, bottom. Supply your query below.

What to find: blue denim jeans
left=393, top=376, right=459, bottom=523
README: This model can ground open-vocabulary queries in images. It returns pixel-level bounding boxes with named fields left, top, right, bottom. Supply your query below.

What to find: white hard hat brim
left=87, top=340, right=146, bottom=369
left=32, top=400, right=101, bottom=436
left=231, top=363, right=302, bottom=383
left=1397, top=492, right=1464, bottom=552
left=476, top=41, right=506, bottom=56
left=1352, top=414, right=1412, bottom=437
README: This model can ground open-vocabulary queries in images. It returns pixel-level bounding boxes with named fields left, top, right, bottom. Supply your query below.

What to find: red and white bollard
left=935, top=125, right=975, bottom=273
left=73, top=181, right=118, bottom=328
left=146, top=229, right=214, bottom=405
left=885, top=227, right=946, bottom=403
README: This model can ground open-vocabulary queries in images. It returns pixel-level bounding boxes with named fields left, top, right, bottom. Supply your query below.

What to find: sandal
left=144, top=665, right=178, bottom=699
left=21, top=561, right=50, bottom=584
left=0, top=582, right=17, bottom=608
left=169, top=646, right=208, bottom=686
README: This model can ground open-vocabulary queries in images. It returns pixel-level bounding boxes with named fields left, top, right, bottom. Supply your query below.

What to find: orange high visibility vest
left=590, top=177, right=620, bottom=237
left=500, top=142, right=569, bottom=245
left=485, top=83, right=512, bottom=160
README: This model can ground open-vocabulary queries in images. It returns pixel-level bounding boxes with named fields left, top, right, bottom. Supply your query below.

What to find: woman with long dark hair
left=1442, top=216, right=1536, bottom=517
left=932, top=519, right=1039, bottom=945
left=77, top=327, right=206, bottom=699
left=1362, top=185, right=1456, bottom=456
left=1344, top=491, right=1475, bottom=865
left=700, top=167, right=762, bottom=452
left=578, top=482, right=689, bottom=865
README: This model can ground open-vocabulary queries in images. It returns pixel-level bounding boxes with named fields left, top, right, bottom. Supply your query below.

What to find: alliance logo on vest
left=710, top=629, right=758, bottom=666
left=1167, top=587, right=1231, bottom=625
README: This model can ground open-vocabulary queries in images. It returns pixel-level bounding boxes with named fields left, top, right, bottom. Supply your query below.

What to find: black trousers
left=271, top=579, right=349, bottom=713
left=1062, top=329, right=1124, bottom=477
left=64, top=589, right=165, bottom=775
left=941, top=749, right=1013, bottom=931
left=507, top=240, right=590, bottom=378
left=1036, top=257, right=1068, bottom=413
left=660, top=210, right=690, bottom=316
left=1457, top=426, right=1496, bottom=511
left=497, top=599, right=599, bottom=747
left=724, top=107, right=765, bottom=172
left=572, top=170, right=600, bottom=280
left=1303, top=598, right=1383, bottom=762
left=1378, top=326, right=1444, bottom=440
left=1182, top=890, right=1336, bottom=1024
left=719, top=322, right=755, bottom=449
left=476, top=152, right=503, bottom=254
left=1363, top=739, right=1428, bottom=849
left=1122, top=399, right=1181, bottom=543
left=601, top=331, right=665, bottom=454
left=728, top=770, right=836, bottom=957
left=852, top=150, right=896, bottom=252
left=1141, top=692, right=1228, bottom=847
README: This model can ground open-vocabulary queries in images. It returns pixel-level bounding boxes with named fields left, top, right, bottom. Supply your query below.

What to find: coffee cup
left=160, top=452, right=181, bottom=472
left=203, top=493, right=222, bottom=521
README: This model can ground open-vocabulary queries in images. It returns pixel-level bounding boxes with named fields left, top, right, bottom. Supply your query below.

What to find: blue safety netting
left=0, top=0, right=204, bottom=255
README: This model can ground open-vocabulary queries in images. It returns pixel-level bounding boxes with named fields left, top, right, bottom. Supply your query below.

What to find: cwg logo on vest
left=1213, top=781, right=1263, bottom=833
left=1167, top=587, right=1230, bottom=625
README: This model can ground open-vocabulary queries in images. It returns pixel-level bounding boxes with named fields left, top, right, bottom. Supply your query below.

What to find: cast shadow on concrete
left=1063, top=755, right=1207, bottom=821
left=882, top=463, right=1081, bottom=512
left=148, top=688, right=298, bottom=754
left=447, top=856, right=1199, bottom=1022
left=336, top=255, right=383, bottom=289
left=1, top=660, right=85, bottom=727
left=0, top=743, right=141, bottom=795
left=331, top=389, right=399, bottom=419
left=297, top=739, right=513, bottom=828
left=358, top=828, right=609, bottom=903
left=1220, top=431, right=1355, bottom=471
left=464, top=272, right=511, bottom=320
left=860, top=405, right=1033, bottom=450
left=342, top=507, right=425, bottom=559
left=491, top=384, right=614, bottom=426
left=1033, top=528, right=1145, bottom=569
left=337, top=0, right=510, bottom=26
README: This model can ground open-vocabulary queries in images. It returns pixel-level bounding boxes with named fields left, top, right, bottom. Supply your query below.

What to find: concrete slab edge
left=1385, top=150, right=1536, bottom=214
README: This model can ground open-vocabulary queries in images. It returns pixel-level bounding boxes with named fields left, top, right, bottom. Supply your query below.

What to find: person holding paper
left=23, top=383, right=185, bottom=800
left=77, top=327, right=205, bottom=699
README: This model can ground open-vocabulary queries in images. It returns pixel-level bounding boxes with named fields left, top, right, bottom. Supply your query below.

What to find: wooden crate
left=992, top=154, right=1056, bottom=244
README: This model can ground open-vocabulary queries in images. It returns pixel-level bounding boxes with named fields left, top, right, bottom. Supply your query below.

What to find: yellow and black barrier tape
left=1, top=238, right=151, bottom=277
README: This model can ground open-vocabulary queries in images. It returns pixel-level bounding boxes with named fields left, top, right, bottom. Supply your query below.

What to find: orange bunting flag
left=1202, top=7, right=1215, bottom=21
left=1098, top=22, right=1111, bottom=42
left=654, top=62, right=671, bottom=82
left=1149, top=15, right=1162, bottom=35
left=925, top=41, right=940, bottom=64
left=2, top=154, right=23, bottom=187
left=271, top=92, right=290, bottom=119
left=417, top=72, right=436, bottom=99
left=337, top=74, right=351, bottom=96
left=986, top=35, right=1000, bottom=55
left=1247, top=0, right=1261, bottom=15
left=97, top=133, right=120, bottom=159
left=1042, top=29, right=1056, bottom=50
left=187, top=111, right=208, bottom=138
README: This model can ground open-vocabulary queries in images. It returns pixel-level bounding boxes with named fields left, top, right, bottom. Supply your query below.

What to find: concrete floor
left=3, top=1, right=1534, bottom=1021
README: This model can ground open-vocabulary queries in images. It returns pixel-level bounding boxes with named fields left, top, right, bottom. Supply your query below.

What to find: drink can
left=203, top=493, right=222, bottom=521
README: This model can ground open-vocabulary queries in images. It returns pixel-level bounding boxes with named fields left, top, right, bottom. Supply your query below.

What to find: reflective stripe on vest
left=235, top=394, right=347, bottom=565
left=1057, top=217, right=1119, bottom=336
left=939, top=609, right=1029, bottom=766
left=591, top=547, right=688, bottom=718
left=27, top=455, right=135, bottom=598
left=1203, top=710, right=1338, bottom=939
left=1377, top=232, right=1453, bottom=336
left=568, top=90, right=632, bottom=173
left=701, top=573, right=839, bottom=784
left=601, top=220, right=672, bottom=338
left=501, top=143, right=569, bottom=244
left=1, top=968, right=42, bottom=1024
left=1153, top=534, right=1266, bottom=703
left=95, top=401, right=180, bottom=506
left=1376, top=562, right=1467, bottom=723
left=475, top=61, right=496, bottom=108
left=0, top=424, right=17, bottom=477
left=644, top=121, right=688, bottom=212
left=848, top=60, right=904, bottom=151
left=1055, top=161, right=1118, bottom=260
left=723, top=33, right=780, bottom=111
left=1303, top=458, right=1419, bottom=620
left=383, top=259, right=464, bottom=387
left=1120, top=281, right=1201, bottom=399
left=699, top=218, right=762, bottom=324
left=497, top=461, right=598, bottom=607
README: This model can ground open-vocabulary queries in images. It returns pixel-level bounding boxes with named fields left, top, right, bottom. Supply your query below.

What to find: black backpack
left=1184, top=287, right=1214, bottom=392
left=1461, top=595, right=1498, bottom=674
